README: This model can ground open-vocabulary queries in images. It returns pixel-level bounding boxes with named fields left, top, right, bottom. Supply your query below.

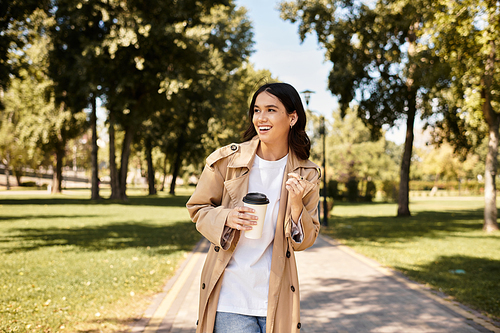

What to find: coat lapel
left=224, top=176, right=249, bottom=207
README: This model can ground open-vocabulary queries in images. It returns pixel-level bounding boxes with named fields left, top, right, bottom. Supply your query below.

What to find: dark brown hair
left=242, top=83, right=311, bottom=160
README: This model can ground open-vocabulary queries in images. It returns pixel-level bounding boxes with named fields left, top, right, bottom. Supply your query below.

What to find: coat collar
left=228, top=136, right=260, bottom=169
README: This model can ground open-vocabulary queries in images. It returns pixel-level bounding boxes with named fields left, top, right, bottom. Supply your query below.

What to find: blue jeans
left=213, top=311, right=266, bottom=333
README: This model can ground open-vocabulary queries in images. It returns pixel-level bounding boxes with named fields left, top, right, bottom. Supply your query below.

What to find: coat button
left=291, top=285, right=295, bottom=292
left=297, top=322, right=301, bottom=329
left=202, top=283, right=206, bottom=289
left=230, top=144, right=237, bottom=151
left=214, top=246, right=220, bottom=252
left=286, top=250, right=291, bottom=258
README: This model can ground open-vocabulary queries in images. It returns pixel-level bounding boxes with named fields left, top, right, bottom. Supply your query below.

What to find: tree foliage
left=315, top=107, right=401, bottom=201
left=280, top=0, right=450, bottom=216
left=413, top=142, right=481, bottom=184
left=0, top=0, right=50, bottom=106
left=46, top=0, right=253, bottom=198
left=423, top=0, right=500, bottom=231
left=327, top=108, right=401, bottom=183
left=157, top=3, right=254, bottom=195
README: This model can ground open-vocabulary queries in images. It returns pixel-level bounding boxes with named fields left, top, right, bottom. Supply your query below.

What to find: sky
left=234, top=0, right=410, bottom=144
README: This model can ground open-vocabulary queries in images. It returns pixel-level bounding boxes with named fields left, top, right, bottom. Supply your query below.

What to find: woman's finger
left=287, top=177, right=304, bottom=189
left=288, top=172, right=304, bottom=181
left=226, top=206, right=257, bottom=230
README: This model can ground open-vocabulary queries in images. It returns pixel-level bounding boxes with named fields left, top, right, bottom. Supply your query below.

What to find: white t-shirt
left=217, top=154, right=288, bottom=316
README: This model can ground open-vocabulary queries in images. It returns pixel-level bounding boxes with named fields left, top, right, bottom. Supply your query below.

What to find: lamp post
left=301, top=90, right=328, bottom=227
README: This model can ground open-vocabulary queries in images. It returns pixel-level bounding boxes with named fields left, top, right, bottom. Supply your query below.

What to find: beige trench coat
left=186, top=136, right=320, bottom=333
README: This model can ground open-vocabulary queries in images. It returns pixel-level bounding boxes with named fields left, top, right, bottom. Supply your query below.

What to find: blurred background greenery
left=2, top=0, right=499, bottom=231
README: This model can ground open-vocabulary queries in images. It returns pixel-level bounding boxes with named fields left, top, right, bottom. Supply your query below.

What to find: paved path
left=132, top=235, right=500, bottom=333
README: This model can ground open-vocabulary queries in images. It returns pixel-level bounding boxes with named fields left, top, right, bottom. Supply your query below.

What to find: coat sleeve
left=289, top=168, right=321, bottom=251
left=186, top=157, right=235, bottom=250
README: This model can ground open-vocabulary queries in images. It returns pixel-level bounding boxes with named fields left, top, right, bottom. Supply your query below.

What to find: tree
left=423, top=0, right=499, bottom=231
left=3, top=9, right=87, bottom=193
left=130, top=118, right=159, bottom=195
left=48, top=0, right=113, bottom=199
left=280, top=0, right=449, bottom=216
left=319, top=107, right=401, bottom=199
left=172, top=63, right=273, bottom=193
left=0, top=1, right=52, bottom=187
left=107, top=109, right=121, bottom=198
left=96, top=0, right=246, bottom=199
left=0, top=106, right=22, bottom=189
left=49, top=0, right=253, bottom=199
left=49, top=0, right=229, bottom=200
left=127, top=2, right=254, bottom=195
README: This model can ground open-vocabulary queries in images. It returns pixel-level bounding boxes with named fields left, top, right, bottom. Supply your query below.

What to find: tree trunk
left=90, top=95, right=100, bottom=200
left=481, top=39, right=499, bottom=232
left=13, top=168, right=22, bottom=186
left=119, top=127, right=134, bottom=200
left=169, top=132, right=186, bottom=195
left=108, top=111, right=120, bottom=199
left=145, top=138, right=156, bottom=195
left=52, top=145, right=64, bottom=193
left=398, top=28, right=418, bottom=217
left=5, top=153, right=10, bottom=190
left=397, top=91, right=416, bottom=217
left=159, top=157, right=168, bottom=191
left=483, top=119, right=499, bottom=232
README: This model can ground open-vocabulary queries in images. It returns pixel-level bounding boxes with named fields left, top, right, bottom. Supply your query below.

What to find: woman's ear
left=290, top=111, right=298, bottom=127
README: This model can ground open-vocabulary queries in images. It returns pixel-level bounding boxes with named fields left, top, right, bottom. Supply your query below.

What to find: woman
left=186, top=82, right=321, bottom=333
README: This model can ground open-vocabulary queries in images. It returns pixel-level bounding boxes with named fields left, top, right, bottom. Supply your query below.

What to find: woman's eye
left=254, top=109, right=260, bottom=113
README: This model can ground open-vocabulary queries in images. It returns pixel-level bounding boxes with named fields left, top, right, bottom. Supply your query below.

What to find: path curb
left=131, top=239, right=208, bottom=333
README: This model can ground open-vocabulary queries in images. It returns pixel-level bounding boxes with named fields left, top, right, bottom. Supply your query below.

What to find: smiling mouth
left=258, top=126, right=272, bottom=132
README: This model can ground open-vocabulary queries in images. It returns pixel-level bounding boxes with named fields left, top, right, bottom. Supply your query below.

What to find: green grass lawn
left=322, top=196, right=500, bottom=320
left=0, top=189, right=200, bottom=333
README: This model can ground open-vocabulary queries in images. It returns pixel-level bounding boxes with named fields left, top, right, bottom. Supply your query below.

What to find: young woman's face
left=253, top=91, right=297, bottom=145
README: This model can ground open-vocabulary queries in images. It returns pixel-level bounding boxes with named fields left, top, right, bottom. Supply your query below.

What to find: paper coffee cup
left=242, top=192, right=269, bottom=239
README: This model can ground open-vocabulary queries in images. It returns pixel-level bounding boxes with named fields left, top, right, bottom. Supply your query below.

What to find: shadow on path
left=299, top=274, right=488, bottom=332
left=297, top=236, right=495, bottom=332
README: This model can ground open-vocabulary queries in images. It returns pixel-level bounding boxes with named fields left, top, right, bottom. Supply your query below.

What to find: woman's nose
left=256, top=111, right=267, bottom=121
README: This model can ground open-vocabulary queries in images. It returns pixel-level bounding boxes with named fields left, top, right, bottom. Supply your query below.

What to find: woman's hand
left=286, top=172, right=305, bottom=221
left=225, top=206, right=258, bottom=231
